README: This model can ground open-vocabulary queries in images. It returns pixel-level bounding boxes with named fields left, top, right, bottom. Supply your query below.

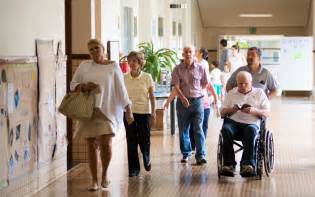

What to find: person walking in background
left=219, top=39, right=230, bottom=71
left=70, top=39, right=133, bottom=191
left=171, top=45, right=208, bottom=165
left=226, top=47, right=278, bottom=99
left=220, top=64, right=232, bottom=101
left=189, top=48, right=217, bottom=151
left=228, top=45, right=247, bottom=73
left=165, top=48, right=218, bottom=152
left=123, top=51, right=156, bottom=177
left=209, top=60, right=223, bottom=102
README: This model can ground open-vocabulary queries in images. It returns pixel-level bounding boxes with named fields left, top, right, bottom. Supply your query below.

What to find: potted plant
left=138, top=41, right=178, bottom=83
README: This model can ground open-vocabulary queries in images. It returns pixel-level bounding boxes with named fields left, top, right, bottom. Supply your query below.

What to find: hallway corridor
left=33, top=97, right=315, bottom=197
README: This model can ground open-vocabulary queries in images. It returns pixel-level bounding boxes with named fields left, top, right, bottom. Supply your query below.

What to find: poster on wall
left=0, top=64, right=9, bottom=189
left=36, top=40, right=57, bottom=167
left=54, top=41, right=67, bottom=159
left=5, top=63, right=38, bottom=181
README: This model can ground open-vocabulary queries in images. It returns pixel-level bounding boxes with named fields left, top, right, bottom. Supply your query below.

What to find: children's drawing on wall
left=7, top=83, right=15, bottom=114
left=6, top=64, right=38, bottom=180
left=0, top=116, right=9, bottom=189
left=9, top=155, right=14, bottom=176
left=28, top=123, right=31, bottom=141
left=14, top=150, right=19, bottom=162
left=14, top=89, right=20, bottom=109
left=8, top=128, right=13, bottom=146
left=24, top=146, right=31, bottom=164
left=15, top=124, right=21, bottom=140
left=0, top=65, right=9, bottom=189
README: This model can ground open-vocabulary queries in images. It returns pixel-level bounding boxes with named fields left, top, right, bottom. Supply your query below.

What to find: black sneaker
left=181, top=155, right=191, bottom=163
left=144, top=162, right=151, bottom=172
left=196, top=158, right=207, bottom=165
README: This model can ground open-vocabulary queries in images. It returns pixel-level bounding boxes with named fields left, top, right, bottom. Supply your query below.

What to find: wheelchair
left=217, top=118, right=274, bottom=179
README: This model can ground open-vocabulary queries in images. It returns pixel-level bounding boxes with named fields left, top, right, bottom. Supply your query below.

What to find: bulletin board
left=5, top=63, right=38, bottom=181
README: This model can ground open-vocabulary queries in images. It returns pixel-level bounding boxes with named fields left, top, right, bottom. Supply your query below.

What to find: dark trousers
left=221, top=118, right=259, bottom=167
left=124, top=113, right=151, bottom=174
left=189, top=108, right=211, bottom=150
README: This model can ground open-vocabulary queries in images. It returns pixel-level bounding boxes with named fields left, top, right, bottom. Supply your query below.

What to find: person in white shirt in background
left=228, top=45, right=247, bottom=73
left=220, top=64, right=232, bottom=101
left=209, top=60, right=223, bottom=101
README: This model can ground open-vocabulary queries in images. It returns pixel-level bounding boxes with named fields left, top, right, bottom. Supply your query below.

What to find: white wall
left=70, top=0, right=204, bottom=55
left=0, top=1, right=67, bottom=195
left=0, top=0, right=65, bottom=56
left=101, top=0, right=121, bottom=46
left=190, top=0, right=203, bottom=48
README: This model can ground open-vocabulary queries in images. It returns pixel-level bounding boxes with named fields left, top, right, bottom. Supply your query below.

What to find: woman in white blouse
left=228, top=45, right=247, bottom=73
left=70, top=39, right=133, bottom=191
left=123, top=51, right=156, bottom=177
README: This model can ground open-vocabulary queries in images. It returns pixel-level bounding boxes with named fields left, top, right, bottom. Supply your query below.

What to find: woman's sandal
left=100, top=180, right=110, bottom=191
left=88, top=183, right=99, bottom=191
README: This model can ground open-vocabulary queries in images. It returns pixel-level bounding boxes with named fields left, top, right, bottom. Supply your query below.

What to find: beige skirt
left=74, top=108, right=115, bottom=139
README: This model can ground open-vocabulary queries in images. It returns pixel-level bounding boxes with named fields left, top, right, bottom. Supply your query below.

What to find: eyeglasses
left=89, top=46, right=101, bottom=52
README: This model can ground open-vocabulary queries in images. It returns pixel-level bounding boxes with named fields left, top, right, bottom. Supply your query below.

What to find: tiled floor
left=33, top=97, right=315, bottom=197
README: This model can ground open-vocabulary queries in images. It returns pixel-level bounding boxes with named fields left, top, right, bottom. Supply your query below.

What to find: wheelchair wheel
left=217, top=134, right=224, bottom=178
left=255, top=136, right=263, bottom=179
left=264, top=131, right=274, bottom=176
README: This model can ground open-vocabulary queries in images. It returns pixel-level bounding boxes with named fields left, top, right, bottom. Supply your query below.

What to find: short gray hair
left=236, top=71, right=252, bottom=82
left=183, top=45, right=195, bottom=53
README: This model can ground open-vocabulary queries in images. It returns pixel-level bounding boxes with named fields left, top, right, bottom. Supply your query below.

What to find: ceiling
left=197, top=0, right=312, bottom=28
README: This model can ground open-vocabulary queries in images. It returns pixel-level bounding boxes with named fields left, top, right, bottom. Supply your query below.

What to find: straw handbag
left=58, top=87, right=100, bottom=119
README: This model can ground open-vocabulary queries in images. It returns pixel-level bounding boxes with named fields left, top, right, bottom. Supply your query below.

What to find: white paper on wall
left=36, top=40, right=57, bottom=167
left=54, top=41, right=67, bottom=159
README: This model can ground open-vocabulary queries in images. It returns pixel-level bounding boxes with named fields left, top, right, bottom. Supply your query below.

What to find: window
left=172, top=21, right=177, bottom=36
left=178, top=23, right=182, bottom=37
left=158, top=17, right=164, bottom=37
left=134, top=16, right=137, bottom=37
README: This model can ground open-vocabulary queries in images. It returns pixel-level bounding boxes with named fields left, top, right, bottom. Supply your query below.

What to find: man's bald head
left=236, top=71, right=252, bottom=94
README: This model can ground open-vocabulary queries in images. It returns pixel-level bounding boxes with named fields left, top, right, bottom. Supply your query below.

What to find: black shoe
left=144, top=163, right=151, bottom=172
left=196, top=158, right=207, bottom=165
left=221, top=165, right=235, bottom=177
left=129, top=171, right=139, bottom=177
left=240, top=165, right=255, bottom=177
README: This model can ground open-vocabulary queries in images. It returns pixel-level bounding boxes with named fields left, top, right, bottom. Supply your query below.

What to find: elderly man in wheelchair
left=219, top=71, right=270, bottom=177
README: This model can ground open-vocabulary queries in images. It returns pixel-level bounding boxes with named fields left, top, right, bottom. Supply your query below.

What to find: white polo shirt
left=222, top=87, right=270, bottom=127
left=124, top=71, right=155, bottom=114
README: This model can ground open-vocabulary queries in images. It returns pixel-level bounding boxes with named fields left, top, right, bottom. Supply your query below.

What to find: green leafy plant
left=138, top=41, right=178, bottom=83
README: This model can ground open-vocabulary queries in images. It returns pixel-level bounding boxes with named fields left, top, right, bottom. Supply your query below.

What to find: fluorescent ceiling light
left=239, top=14, right=273, bottom=18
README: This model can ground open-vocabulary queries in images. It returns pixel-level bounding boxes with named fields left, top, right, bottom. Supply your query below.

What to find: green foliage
left=138, top=41, right=178, bottom=83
